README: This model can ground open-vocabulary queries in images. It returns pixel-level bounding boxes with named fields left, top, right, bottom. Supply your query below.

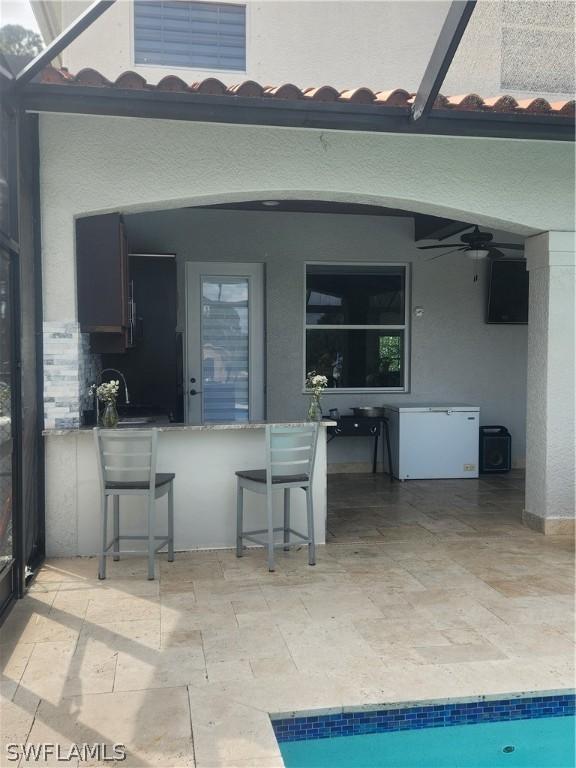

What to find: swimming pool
left=274, top=693, right=575, bottom=768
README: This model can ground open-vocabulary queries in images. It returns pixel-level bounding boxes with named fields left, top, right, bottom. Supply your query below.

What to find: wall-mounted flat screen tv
left=487, top=259, right=529, bottom=324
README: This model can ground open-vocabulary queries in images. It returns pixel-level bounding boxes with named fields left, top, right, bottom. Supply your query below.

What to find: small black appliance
left=479, top=426, right=512, bottom=473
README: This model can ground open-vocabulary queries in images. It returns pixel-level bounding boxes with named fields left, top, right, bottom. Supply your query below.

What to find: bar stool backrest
left=94, top=428, right=158, bottom=491
left=265, top=424, right=319, bottom=484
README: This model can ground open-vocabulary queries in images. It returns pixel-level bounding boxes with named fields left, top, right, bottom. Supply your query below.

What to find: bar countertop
left=43, top=420, right=336, bottom=437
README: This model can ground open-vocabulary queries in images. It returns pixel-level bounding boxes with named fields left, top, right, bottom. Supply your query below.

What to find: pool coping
left=270, top=687, right=576, bottom=720
left=270, top=689, right=576, bottom=744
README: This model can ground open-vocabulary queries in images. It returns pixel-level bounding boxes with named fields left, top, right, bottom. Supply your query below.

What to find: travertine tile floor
left=1, top=471, right=574, bottom=766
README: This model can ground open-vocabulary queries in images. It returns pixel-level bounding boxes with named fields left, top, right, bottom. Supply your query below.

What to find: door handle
left=189, top=389, right=202, bottom=396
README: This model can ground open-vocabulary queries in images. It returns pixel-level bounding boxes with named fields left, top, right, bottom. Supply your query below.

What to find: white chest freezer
left=383, top=403, right=480, bottom=480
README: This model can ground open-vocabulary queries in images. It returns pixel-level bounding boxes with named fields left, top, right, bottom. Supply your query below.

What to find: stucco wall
left=123, top=209, right=528, bottom=466
left=38, top=113, right=575, bottom=328
left=57, top=1, right=574, bottom=102
left=38, top=112, right=575, bottom=470
left=524, top=232, right=576, bottom=529
left=59, top=1, right=449, bottom=89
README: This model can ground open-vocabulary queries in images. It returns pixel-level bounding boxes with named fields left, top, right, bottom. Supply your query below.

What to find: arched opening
left=52, top=189, right=539, bottom=562
left=86, top=189, right=541, bottom=239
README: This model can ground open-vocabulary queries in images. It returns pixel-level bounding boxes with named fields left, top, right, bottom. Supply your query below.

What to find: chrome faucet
left=95, top=368, right=130, bottom=423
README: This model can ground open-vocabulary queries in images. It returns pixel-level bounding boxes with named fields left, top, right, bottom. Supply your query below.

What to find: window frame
left=130, top=0, right=249, bottom=75
left=303, top=262, right=411, bottom=394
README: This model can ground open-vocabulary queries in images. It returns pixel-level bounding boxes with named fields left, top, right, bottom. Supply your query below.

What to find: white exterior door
left=186, top=262, right=264, bottom=424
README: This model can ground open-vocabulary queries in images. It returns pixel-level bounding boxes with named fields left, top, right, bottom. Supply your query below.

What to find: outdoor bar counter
left=43, top=421, right=332, bottom=557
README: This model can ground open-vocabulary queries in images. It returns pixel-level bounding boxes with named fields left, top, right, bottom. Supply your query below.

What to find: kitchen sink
left=118, top=417, right=156, bottom=425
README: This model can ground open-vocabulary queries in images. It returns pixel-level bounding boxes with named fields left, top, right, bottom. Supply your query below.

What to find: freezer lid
left=382, top=403, right=480, bottom=413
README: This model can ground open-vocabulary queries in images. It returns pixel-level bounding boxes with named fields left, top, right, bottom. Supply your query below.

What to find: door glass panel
left=201, top=277, right=249, bottom=422
left=0, top=252, right=12, bottom=575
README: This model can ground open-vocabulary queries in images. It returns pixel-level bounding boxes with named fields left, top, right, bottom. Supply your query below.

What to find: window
left=134, top=1, right=246, bottom=71
left=305, top=264, right=408, bottom=391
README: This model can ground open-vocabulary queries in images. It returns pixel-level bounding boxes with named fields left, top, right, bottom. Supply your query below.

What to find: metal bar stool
left=94, top=428, right=175, bottom=580
left=235, top=423, right=319, bottom=572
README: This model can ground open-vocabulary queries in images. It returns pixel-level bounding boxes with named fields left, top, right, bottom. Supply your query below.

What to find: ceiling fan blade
left=424, top=247, right=465, bottom=261
left=489, top=242, right=524, bottom=250
left=418, top=243, right=462, bottom=250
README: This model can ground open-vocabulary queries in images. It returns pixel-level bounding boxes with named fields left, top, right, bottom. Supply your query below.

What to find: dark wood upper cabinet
left=76, top=212, right=127, bottom=331
left=76, top=212, right=128, bottom=350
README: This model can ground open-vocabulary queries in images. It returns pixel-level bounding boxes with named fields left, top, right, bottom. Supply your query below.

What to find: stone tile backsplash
left=43, top=321, right=100, bottom=429
left=80, top=331, right=101, bottom=412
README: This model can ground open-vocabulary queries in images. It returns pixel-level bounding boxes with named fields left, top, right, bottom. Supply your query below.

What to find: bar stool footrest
left=241, top=526, right=311, bottom=548
left=103, top=535, right=170, bottom=555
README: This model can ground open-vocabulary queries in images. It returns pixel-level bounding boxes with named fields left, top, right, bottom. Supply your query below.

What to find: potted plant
left=90, top=380, right=121, bottom=428
left=305, top=371, right=328, bottom=422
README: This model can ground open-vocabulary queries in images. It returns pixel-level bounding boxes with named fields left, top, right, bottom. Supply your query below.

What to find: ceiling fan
left=418, top=226, right=524, bottom=261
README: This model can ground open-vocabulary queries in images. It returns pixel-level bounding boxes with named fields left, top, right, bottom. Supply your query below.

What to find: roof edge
left=20, top=81, right=575, bottom=142
left=34, top=66, right=576, bottom=118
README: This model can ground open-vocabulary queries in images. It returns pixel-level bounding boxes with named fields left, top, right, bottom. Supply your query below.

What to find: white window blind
left=201, top=277, right=249, bottom=422
left=134, top=1, right=246, bottom=71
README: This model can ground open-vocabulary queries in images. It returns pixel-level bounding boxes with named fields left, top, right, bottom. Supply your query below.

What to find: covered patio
left=0, top=0, right=573, bottom=612
left=0, top=2, right=574, bottom=764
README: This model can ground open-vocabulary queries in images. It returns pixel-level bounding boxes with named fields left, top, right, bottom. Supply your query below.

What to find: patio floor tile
left=18, top=641, right=78, bottom=704
left=26, top=686, right=194, bottom=766
left=2, top=470, right=574, bottom=767
left=0, top=641, right=35, bottom=701
left=79, top=618, right=161, bottom=652
left=85, top=596, right=160, bottom=624
left=114, top=646, right=207, bottom=692
left=188, top=689, right=280, bottom=765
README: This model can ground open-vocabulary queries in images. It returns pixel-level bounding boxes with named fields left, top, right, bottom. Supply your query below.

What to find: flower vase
left=101, top=402, right=119, bottom=429
left=306, top=395, right=323, bottom=422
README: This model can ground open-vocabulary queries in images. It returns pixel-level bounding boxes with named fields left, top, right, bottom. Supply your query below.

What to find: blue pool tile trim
left=271, top=693, right=576, bottom=743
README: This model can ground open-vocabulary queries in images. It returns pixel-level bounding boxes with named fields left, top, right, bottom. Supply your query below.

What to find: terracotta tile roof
left=38, top=66, right=575, bottom=117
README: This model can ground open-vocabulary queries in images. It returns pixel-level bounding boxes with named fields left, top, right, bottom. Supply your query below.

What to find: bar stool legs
left=236, top=478, right=244, bottom=558
left=113, top=496, right=120, bottom=562
left=147, top=496, right=155, bottom=580
left=283, top=489, right=290, bottom=551
left=98, top=490, right=174, bottom=581
left=306, top=488, right=316, bottom=566
left=235, top=485, right=316, bottom=571
left=266, top=493, right=275, bottom=572
left=168, top=483, right=175, bottom=563
left=99, top=496, right=108, bottom=580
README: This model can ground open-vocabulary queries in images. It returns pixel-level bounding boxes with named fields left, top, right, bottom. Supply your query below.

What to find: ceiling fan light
left=467, top=248, right=490, bottom=261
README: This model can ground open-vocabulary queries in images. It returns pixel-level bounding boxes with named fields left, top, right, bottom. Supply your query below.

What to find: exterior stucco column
left=524, top=232, right=576, bottom=535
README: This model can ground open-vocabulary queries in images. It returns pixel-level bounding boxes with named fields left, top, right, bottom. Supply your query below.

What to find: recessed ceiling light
left=262, top=200, right=280, bottom=207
